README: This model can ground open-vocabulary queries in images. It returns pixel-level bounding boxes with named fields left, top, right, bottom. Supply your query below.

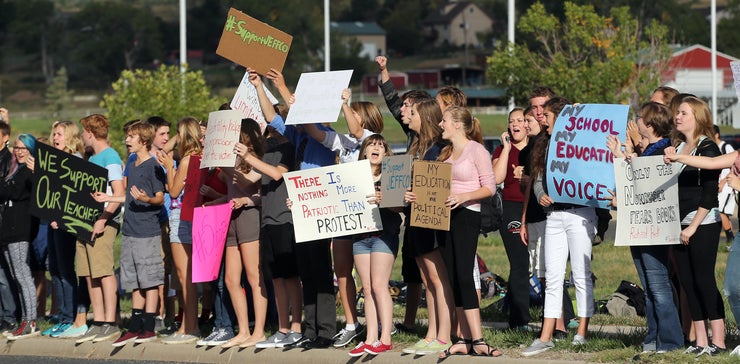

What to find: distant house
left=661, top=44, right=740, bottom=126
left=331, top=21, right=386, bottom=60
left=423, top=1, right=493, bottom=47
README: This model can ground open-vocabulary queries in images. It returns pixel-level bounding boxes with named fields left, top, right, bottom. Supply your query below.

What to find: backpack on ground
left=606, top=280, right=645, bottom=317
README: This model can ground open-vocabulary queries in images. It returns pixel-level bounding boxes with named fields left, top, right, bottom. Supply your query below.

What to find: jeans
left=723, top=232, right=740, bottom=326
left=211, top=253, right=236, bottom=331
left=0, top=252, right=17, bottom=323
left=631, top=245, right=683, bottom=351
left=48, top=229, right=78, bottom=323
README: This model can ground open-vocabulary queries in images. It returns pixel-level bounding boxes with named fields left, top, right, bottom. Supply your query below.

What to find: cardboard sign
left=380, top=155, right=412, bottom=208
left=545, top=104, right=629, bottom=209
left=230, top=69, right=280, bottom=132
left=284, top=160, right=382, bottom=243
left=614, top=156, right=680, bottom=246
left=285, top=70, right=354, bottom=125
left=201, top=110, right=242, bottom=169
left=192, top=203, right=231, bottom=282
left=31, top=143, right=107, bottom=241
left=410, top=161, right=451, bottom=230
left=216, top=8, right=293, bottom=75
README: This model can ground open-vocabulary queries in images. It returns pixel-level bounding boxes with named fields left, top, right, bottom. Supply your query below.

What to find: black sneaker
left=697, top=344, right=727, bottom=357
left=302, top=336, right=334, bottom=349
left=553, top=329, right=568, bottom=341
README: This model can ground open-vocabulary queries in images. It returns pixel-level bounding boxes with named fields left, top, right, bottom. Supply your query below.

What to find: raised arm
left=248, top=68, right=277, bottom=122
left=341, top=89, right=364, bottom=140
left=375, top=56, right=404, bottom=125
left=266, top=68, right=294, bottom=108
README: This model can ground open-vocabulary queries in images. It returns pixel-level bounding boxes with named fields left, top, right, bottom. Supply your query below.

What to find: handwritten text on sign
left=31, top=143, right=107, bottom=240
left=380, top=155, right=412, bottom=208
left=230, top=69, right=279, bottom=132
left=545, top=104, right=629, bottom=209
left=201, top=110, right=242, bottom=169
left=216, top=8, right=293, bottom=75
left=284, top=160, right=382, bottom=243
left=614, top=156, right=680, bottom=246
left=192, top=203, right=231, bottom=282
left=285, top=70, right=353, bottom=125
left=410, top=161, right=451, bottom=230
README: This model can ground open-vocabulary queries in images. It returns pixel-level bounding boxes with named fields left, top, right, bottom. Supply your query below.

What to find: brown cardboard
left=216, top=8, right=293, bottom=75
left=410, top=161, right=451, bottom=230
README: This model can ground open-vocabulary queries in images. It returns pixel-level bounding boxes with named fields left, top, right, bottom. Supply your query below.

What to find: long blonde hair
left=177, top=117, right=203, bottom=157
left=50, top=120, right=84, bottom=155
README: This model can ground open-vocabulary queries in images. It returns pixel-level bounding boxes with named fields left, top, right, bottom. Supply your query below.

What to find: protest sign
left=545, top=104, right=629, bottom=209
left=380, top=155, right=412, bottom=208
left=230, top=69, right=279, bottom=132
left=614, top=156, right=680, bottom=246
left=192, top=203, right=231, bottom=282
left=201, top=110, right=242, bottom=169
left=216, top=8, right=293, bottom=75
left=410, top=161, right=451, bottom=230
left=732, top=61, right=740, bottom=100
left=285, top=70, right=353, bottom=125
left=31, top=143, right=107, bottom=241
left=284, top=160, right=382, bottom=243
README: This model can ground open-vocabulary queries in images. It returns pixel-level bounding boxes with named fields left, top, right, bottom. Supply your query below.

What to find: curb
left=1, top=336, right=590, bottom=364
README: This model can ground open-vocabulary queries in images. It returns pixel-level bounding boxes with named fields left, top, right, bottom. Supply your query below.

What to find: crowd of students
left=0, top=60, right=738, bottom=359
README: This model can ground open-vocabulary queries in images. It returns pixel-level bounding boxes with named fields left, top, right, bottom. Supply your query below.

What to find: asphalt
left=0, top=323, right=640, bottom=364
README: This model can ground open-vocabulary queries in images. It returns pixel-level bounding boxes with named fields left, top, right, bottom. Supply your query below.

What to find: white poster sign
left=230, top=70, right=279, bottom=131
left=285, top=70, right=353, bottom=125
left=284, top=160, right=382, bottom=242
left=614, top=155, right=681, bottom=246
left=201, top=110, right=242, bottom=169
left=731, top=61, right=740, bottom=101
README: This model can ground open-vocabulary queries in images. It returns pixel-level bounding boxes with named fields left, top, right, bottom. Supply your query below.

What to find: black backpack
left=480, top=186, right=503, bottom=236
left=614, top=280, right=646, bottom=317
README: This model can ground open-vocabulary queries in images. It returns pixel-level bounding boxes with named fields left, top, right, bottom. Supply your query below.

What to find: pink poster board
left=192, top=203, right=232, bottom=282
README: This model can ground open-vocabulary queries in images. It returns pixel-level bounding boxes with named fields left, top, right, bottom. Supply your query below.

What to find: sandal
left=471, top=338, right=502, bottom=357
left=439, top=339, right=473, bottom=359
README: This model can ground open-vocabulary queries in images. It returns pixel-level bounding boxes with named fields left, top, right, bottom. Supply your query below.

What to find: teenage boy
left=95, top=122, right=166, bottom=346
left=75, top=114, right=124, bottom=344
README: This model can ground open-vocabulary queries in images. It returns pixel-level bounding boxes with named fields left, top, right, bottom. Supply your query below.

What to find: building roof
left=669, top=44, right=740, bottom=65
left=330, top=22, right=386, bottom=36
left=423, top=1, right=491, bottom=25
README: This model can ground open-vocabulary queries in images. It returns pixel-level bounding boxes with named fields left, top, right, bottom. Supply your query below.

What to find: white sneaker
left=572, top=334, right=587, bottom=345
left=521, top=338, right=554, bottom=357
left=730, top=345, right=740, bottom=356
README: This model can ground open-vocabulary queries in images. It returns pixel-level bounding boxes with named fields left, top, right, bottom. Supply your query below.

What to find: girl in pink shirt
left=436, top=106, right=499, bottom=358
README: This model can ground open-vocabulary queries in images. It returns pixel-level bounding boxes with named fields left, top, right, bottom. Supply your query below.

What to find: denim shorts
left=353, top=233, right=399, bottom=256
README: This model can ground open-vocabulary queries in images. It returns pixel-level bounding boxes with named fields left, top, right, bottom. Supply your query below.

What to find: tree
left=45, top=66, right=72, bottom=117
left=101, top=64, right=224, bottom=155
left=486, top=2, right=671, bottom=107
left=61, top=1, right=163, bottom=88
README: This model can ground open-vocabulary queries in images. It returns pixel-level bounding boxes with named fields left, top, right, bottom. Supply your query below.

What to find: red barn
left=663, top=44, right=738, bottom=92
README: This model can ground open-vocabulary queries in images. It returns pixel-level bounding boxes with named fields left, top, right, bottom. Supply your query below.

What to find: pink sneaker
left=349, top=342, right=371, bottom=357
left=365, top=340, right=392, bottom=355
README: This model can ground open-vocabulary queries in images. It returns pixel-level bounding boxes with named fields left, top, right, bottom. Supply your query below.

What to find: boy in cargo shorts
left=93, top=122, right=166, bottom=346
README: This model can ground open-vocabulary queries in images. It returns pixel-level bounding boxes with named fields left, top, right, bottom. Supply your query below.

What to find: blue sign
left=545, top=104, right=629, bottom=209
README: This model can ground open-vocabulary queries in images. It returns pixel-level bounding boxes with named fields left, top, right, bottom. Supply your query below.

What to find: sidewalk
left=0, top=323, right=639, bottom=364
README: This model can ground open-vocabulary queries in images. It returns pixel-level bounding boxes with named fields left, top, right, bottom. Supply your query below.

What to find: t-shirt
left=493, top=145, right=524, bottom=202
left=89, top=147, right=123, bottom=226
left=442, top=141, right=496, bottom=212
left=519, top=136, right=546, bottom=223
left=261, top=138, right=295, bottom=226
left=269, top=115, right=336, bottom=170
left=122, top=156, right=166, bottom=238
left=125, top=152, right=171, bottom=223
